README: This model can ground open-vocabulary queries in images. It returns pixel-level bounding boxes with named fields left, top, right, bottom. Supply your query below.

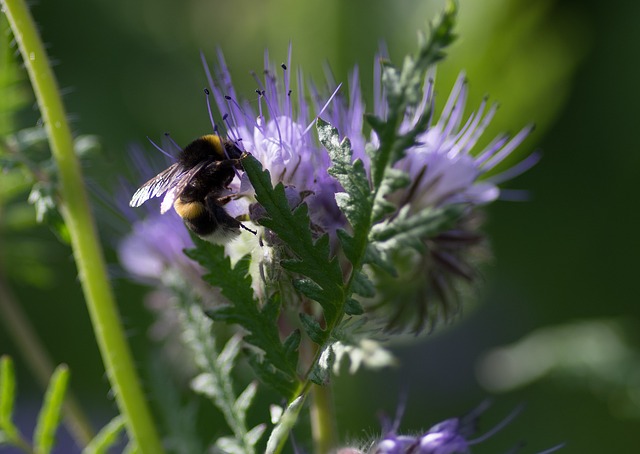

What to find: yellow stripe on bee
left=201, top=134, right=225, bottom=156
left=174, top=199, right=205, bottom=220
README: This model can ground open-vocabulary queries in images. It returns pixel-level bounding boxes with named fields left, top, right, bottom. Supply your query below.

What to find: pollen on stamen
left=203, top=87, right=221, bottom=139
left=163, top=132, right=182, bottom=152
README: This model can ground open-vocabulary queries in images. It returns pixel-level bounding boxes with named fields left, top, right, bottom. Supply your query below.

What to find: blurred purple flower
left=118, top=211, right=199, bottom=283
left=392, top=72, right=536, bottom=210
left=322, top=63, right=537, bottom=211
left=371, top=402, right=564, bottom=454
left=116, top=143, right=203, bottom=287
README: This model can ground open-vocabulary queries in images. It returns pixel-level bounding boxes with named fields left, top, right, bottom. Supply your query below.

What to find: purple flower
left=203, top=47, right=345, bottom=238
left=118, top=211, right=192, bottom=281
left=371, top=402, right=564, bottom=454
left=392, top=72, right=535, bottom=210
left=120, top=45, right=537, bottom=332
left=316, top=59, right=537, bottom=331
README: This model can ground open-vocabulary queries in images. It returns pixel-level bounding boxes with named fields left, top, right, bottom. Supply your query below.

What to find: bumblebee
left=129, top=134, right=255, bottom=243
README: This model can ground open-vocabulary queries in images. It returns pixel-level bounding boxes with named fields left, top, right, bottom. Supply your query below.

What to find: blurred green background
left=1, top=0, right=639, bottom=452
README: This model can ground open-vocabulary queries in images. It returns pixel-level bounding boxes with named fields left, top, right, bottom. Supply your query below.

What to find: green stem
left=1, top=1, right=164, bottom=452
left=309, top=384, right=337, bottom=454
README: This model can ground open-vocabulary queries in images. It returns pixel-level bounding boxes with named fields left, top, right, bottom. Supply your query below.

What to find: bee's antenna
left=146, top=136, right=175, bottom=160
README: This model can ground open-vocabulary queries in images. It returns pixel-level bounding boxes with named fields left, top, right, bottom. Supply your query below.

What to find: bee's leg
left=238, top=223, right=257, bottom=235
left=234, top=213, right=257, bottom=235
left=208, top=158, right=243, bottom=170
left=216, top=195, right=235, bottom=205
left=204, top=195, right=256, bottom=236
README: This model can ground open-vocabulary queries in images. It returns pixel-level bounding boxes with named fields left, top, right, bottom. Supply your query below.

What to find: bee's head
left=179, top=134, right=242, bottom=168
left=222, top=139, right=243, bottom=160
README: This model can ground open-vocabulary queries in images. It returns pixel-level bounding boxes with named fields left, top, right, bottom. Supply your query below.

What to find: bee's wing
left=129, top=163, right=182, bottom=208
left=158, top=160, right=209, bottom=214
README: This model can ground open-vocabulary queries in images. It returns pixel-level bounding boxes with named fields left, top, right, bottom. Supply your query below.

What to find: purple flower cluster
left=360, top=402, right=564, bottom=454
left=119, top=45, right=536, bottom=331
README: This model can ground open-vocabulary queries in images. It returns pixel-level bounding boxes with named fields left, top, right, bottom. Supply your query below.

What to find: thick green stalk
left=1, top=1, right=164, bottom=452
left=309, top=384, right=337, bottom=454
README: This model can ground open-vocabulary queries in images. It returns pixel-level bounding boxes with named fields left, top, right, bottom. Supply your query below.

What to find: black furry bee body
left=129, top=134, right=254, bottom=243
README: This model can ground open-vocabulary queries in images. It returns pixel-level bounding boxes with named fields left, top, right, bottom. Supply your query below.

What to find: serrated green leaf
left=291, top=278, right=325, bottom=305
left=318, top=119, right=373, bottom=232
left=265, top=395, right=305, bottom=454
left=245, top=351, right=298, bottom=399
left=344, top=299, right=364, bottom=316
left=205, top=305, right=238, bottom=323
left=371, top=198, right=397, bottom=223
left=365, top=113, right=386, bottom=136
left=367, top=2, right=457, bottom=189
left=242, top=154, right=344, bottom=328
left=191, top=373, right=218, bottom=398
left=317, top=118, right=387, bottom=323
left=215, top=436, right=244, bottom=454
left=233, top=381, right=258, bottom=418
left=175, top=300, right=259, bottom=454
left=246, top=424, right=266, bottom=447
left=371, top=205, right=465, bottom=254
left=82, top=415, right=125, bottom=454
left=351, top=271, right=376, bottom=298
left=260, top=294, right=281, bottom=323
left=299, top=313, right=326, bottom=345
left=384, top=2, right=457, bottom=111
left=34, top=364, right=70, bottom=454
left=336, top=229, right=357, bottom=264
left=217, top=335, right=243, bottom=378
left=187, top=236, right=300, bottom=398
left=363, top=244, right=397, bottom=277
left=216, top=336, right=242, bottom=375
left=185, top=238, right=254, bottom=307
left=283, top=329, right=301, bottom=363
left=371, top=166, right=411, bottom=224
